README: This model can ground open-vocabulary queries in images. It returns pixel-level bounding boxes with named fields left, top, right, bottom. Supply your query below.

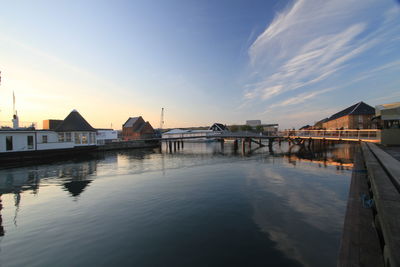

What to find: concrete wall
left=380, top=129, right=400, bottom=145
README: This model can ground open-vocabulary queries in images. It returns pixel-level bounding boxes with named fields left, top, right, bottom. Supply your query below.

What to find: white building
left=0, top=109, right=96, bottom=154
left=96, top=129, right=119, bottom=145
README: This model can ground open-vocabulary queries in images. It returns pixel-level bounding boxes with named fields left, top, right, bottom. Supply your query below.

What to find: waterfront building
left=375, top=102, right=400, bottom=145
left=0, top=110, right=97, bottom=166
left=246, top=120, right=261, bottom=127
left=323, top=101, right=376, bottom=129
left=42, top=119, right=63, bottom=130
left=122, top=116, right=155, bottom=140
left=55, top=110, right=97, bottom=146
left=96, top=129, right=119, bottom=145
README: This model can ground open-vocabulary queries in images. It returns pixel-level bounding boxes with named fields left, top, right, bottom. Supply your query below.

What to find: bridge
left=158, top=129, right=381, bottom=153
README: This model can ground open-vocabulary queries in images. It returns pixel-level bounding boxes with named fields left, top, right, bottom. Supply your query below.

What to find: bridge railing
left=282, top=129, right=380, bottom=141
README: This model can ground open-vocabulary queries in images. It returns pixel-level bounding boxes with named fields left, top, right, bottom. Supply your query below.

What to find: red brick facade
left=122, top=117, right=155, bottom=140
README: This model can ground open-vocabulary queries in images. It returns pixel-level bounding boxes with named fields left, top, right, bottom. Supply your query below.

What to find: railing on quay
left=281, top=129, right=380, bottom=142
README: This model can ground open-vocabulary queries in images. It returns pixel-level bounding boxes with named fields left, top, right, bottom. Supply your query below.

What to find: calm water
left=0, top=142, right=354, bottom=267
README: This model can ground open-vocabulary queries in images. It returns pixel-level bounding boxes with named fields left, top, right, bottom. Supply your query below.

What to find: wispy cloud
left=243, top=0, right=400, bottom=125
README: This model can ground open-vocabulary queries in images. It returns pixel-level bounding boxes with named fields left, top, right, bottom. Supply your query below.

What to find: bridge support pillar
left=169, top=141, right=172, bottom=153
left=181, top=140, right=184, bottom=148
left=248, top=138, right=252, bottom=149
left=241, top=138, right=246, bottom=153
left=233, top=139, right=238, bottom=151
left=174, top=141, right=177, bottom=151
left=259, top=138, right=262, bottom=147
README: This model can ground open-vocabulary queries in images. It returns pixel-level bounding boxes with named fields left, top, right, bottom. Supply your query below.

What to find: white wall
left=0, top=132, right=35, bottom=153
left=96, top=130, right=118, bottom=143
left=0, top=130, right=94, bottom=153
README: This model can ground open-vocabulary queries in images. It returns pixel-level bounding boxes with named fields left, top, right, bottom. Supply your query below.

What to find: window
left=27, top=136, right=34, bottom=149
left=6, top=136, right=13, bottom=151
left=88, top=133, right=92, bottom=144
left=82, top=134, right=88, bottom=144
left=42, top=135, right=48, bottom=143
left=66, top=133, right=72, bottom=142
left=75, top=133, right=80, bottom=144
left=91, top=133, right=96, bottom=144
left=58, top=133, right=65, bottom=142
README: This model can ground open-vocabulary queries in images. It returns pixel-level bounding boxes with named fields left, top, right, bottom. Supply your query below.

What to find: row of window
left=58, top=132, right=96, bottom=144
left=4, top=133, right=95, bottom=151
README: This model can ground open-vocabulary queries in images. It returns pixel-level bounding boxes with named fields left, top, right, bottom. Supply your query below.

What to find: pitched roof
left=209, top=123, right=229, bottom=131
left=123, top=117, right=142, bottom=128
left=326, top=102, right=375, bottom=122
left=55, top=110, right=96, bottom=132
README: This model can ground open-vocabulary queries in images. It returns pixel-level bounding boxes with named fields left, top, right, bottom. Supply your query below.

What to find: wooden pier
left=338, top=143, right=400, bottom=267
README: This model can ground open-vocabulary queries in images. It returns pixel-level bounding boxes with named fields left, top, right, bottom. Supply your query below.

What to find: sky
left=0, top=0, right=399, bottom=129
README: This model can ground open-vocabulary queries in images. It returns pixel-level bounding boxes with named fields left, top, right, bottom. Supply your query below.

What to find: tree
left=230, top=125, right=239, bottom=132
left=240, top=125, right=253, bottom=132
left=255, top=125, right=264, bottom=133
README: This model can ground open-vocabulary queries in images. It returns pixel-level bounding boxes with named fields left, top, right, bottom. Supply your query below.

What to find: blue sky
left=0, top=0, right=399, bottom=129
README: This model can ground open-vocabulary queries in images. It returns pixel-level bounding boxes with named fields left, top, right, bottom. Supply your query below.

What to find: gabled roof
left=55, top=110, right=96, bottom=132
left=326, top=102, right=375, bottom=122
left=209, top=123, right=229, bottom=131
left=123, top=117, right=142, bottom=128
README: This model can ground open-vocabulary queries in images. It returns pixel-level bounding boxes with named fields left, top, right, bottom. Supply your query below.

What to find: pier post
left=259, top=138, right=262, bottom=147
left=220, top=138, right=224, bottom=150
left=242, top=138, right=246, bottom=153
left=233, top=139, right=238, bottom=151
left=181, top=140, right=184, bottom=148
left=169, top=141, right=172, bottom=153
left=248, top=138, right=251, bottom=149
left=174, top=141, right=177, bottom=151
left=279, top=138, right=282, bottom=146
left=177, top=141, right=181, bottom=150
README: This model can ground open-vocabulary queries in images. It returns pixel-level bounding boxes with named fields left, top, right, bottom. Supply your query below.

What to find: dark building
left=43, top=119, right=63, bottom=130
left=122, top=116, right=155, bottom=140
left=55, top=110, right=97, bottom=145
left=209, top=123, right=229, bottom=132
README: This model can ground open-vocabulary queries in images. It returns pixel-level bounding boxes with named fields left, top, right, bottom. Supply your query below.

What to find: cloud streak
left=243, top=0, right=400, bottom=123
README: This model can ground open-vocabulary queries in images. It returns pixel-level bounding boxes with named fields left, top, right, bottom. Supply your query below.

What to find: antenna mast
left=160, top=108, right=164, bottom=129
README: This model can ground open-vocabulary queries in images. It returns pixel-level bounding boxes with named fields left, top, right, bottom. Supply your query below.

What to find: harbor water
left=0, top=142, right=354, bottom=267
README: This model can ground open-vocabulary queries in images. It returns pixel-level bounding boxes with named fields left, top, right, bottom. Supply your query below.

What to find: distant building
left=261, top=124, right=279, bottom=133
left=246, top=120, right=261, bottom=127
left=96, top=129, right=119, bottom=145
left=55, top=110, right=97, bottom=145
left=314, top=118, right=329, bottom=129
left=299, top=125, right=312, bottom=130
left=323, top=101, right=376, bottom=129
left=162, top=129, right=212, bottom=139
left=374, top=102, right=400, bottom=145
left=209, top=123, right=229, bottom=132
left=43, top=119, right=63, bottom=130
left=122, top=116, right=155, bottom=140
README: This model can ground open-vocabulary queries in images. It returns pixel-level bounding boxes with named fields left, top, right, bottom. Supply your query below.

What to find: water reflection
left=0, top=142, right=354, bottom=267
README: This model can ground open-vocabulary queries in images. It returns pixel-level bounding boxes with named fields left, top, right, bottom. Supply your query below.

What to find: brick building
left=323, top=101, right=376, bottom=129
left=122, top=116, right=155, bottom=140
